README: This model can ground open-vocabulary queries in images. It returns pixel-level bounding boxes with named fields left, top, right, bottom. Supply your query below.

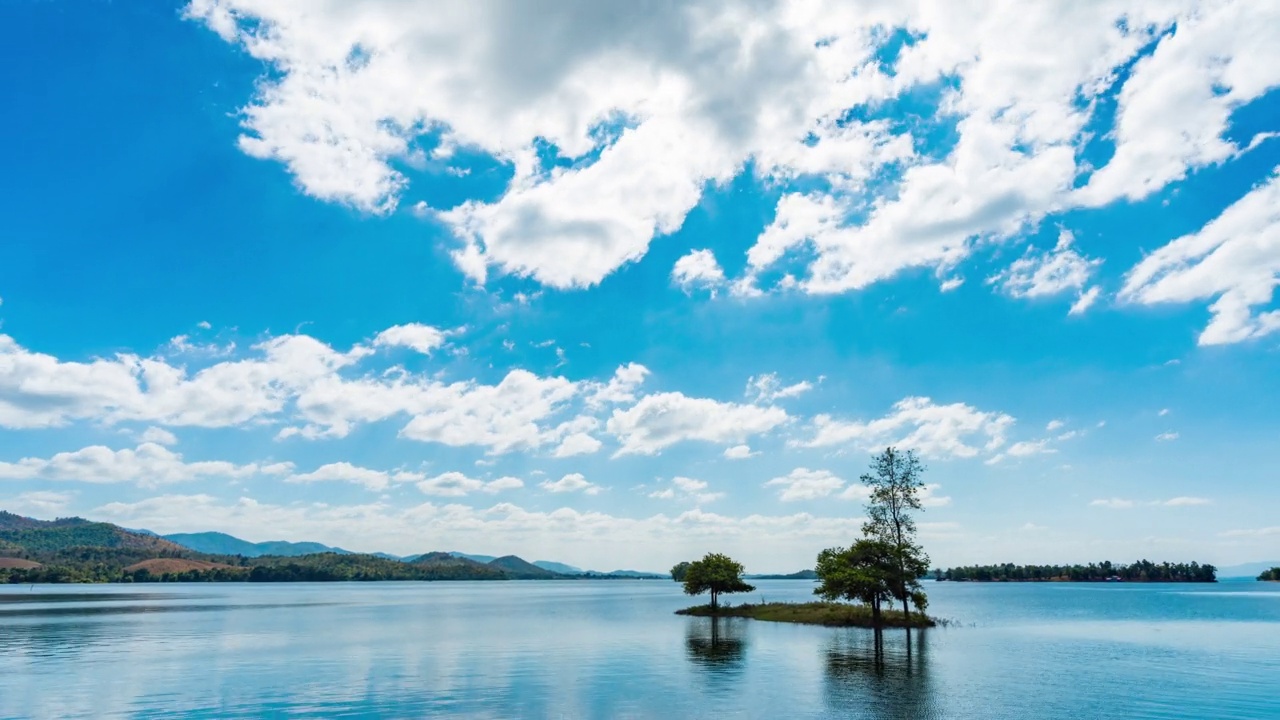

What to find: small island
left=1259, top=567, right=1280, bottom=582
left=673, top=449, right=937, bottom=630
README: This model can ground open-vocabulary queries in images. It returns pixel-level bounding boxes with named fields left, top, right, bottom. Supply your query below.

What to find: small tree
left=861, top=447, right=931, bottom=623
left=682, top=553, right=755, bottom=609
left=670, top=561, right=691, bottom=582
left=814, top=539, right=896, bottom=626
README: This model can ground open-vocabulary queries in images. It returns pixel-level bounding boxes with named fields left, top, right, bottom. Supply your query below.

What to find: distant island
left=1259, top=567, right=1280, bottom=582
left=935, top=561, right=1217, bottom=583
left=0, top=511, right=664, bottom=584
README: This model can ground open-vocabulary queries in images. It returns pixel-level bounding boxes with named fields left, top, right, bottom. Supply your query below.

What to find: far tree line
left=936, top=560, right=1218, bottom=583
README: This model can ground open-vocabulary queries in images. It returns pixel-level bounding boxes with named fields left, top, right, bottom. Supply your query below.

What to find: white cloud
left=1045, top=419, right=1065, bottom=432
left=1158, top=408, right=1170, bottom=416
left=139, top=426, right=178, bottom=446
left=649, top=476, right=723, bottom=505
left=989, top=230, right=1102, bottom=309
left=0, top=443, right=275, bottom=489
left=1160, top=496, right=1210, bottom=507
left=1090, top=498, right=1135, bottom=509
left=723, top=444, right=759, bottom=460
left=1121, top=168, right=1280, bottom=345
left=671, top=249, right=726, bottom=294
left=89, top=493, right=871, bottom=568
left=372, top=323, right=449, bottom=355
left=940, top=277, right=964, bottom=292
left=745, top=373, right=813, bottom=402
left=416, top=472, right=523, bottom=497
left=1077, top=3, right=1280, bottom=206
left=186, top=1, right=1276, bottom=294
left=287, top=462, right=407, bottom=491
left=919, top=483, right=952, bottom=508
left=552, top=432, right=603, bottom=458
left=607, top=392, right=787, bottom=456
left=800, top=396, right=1013, bottom=459
left=1155, top=432, right=1179, bottom=442
left=1220, top=526, right=1280, bottom=538
left=1069, top=286, right=1102, bottom=316
left=765, top=468, right=845, bottom=502
left=583, top=363, right=650, bottom=408
left=3, top=490, right=76, bottom=516
left=539, top=472, right=601, bottom=495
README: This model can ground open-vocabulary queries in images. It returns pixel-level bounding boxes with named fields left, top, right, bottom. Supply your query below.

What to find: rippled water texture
left=1, top=580, right=1277, bottom=719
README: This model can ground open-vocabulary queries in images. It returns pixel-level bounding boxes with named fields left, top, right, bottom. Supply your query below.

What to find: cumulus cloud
left=0, top=443, right=281, bottom=488
left=185, top=0, right=1278, bottom=302
left=746, top=373, right=813, bottom=402
left=416, top=472, right=523, bottom=497
left=723, top=444, right=759, bottom=460
left=671, top=249, right=726, bottom=294
left=139, top=426, right=178, bottom=446
left=90, top=492, right=873, bottom=567
left=1091, top=496, right=1209, bottom=509
left=649, top=476, right=723, bottom=505
left=539, top=472, right=601, bottom=495
left=287, top=462, right=415, bottom=491
left=372, top=323, right=449, bottom=355
left=765, top=468, right=847, bottom=502
left=1090, top=497, right=1135, bottom=509
left=1121, top=168, right=1280, bottom=345
left=800, top=396, right=1013, bottom=459
left=607, top=392, right=788, bottom=456
left=3, top=490, right=76, bottom=516
left=989, top=230, right=1103, bottom=313
left=1155, top=432, right=1179, bottom=442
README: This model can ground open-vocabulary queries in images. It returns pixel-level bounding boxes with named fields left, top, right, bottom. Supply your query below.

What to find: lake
left=1, top=579, right=1277, bottom=719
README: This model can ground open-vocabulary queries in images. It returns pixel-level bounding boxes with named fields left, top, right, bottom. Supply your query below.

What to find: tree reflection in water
left=684, top=616, right=748, bottom=675
left=823, top=628, right=940, bottom=719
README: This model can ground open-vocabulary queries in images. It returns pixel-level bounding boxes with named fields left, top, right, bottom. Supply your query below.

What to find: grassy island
left=1259, top=568, right=1280, bottom=582
left=677, top=601, right=936, bottom=628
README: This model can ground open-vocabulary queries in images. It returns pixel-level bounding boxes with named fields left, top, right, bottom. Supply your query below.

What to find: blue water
left=1, top=579, right=1277, bottom=719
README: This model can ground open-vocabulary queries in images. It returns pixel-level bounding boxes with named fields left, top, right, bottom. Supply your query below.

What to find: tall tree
left=680, top=553, right=755, bottom=609
left=860, top=447, right=930, bottom=623
left=670, top=561, right=691, bottom=582
left=814, top=539, right=897, bottom=626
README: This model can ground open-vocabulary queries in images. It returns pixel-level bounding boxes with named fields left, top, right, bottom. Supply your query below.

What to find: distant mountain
left=488, top=555, right=561, bottom=579
left=1217, top=561, right=1280, bottom=578
left=0, top=511, right=186, bottom=554
left=449, top=551, right=497, bottom=564
left=747, top=569, right=818, bottom=580
left=406, top=552, right=508, bottom=580
left=164, top=532, right=351, bottom=558
left=533, top=560, right=583, bottom=574
left=595, top=569, right=666, bottom=578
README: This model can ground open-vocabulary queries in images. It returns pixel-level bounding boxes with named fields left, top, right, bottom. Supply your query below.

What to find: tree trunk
left=711, top=589, right=717, bottom=610
left=872, top=597, right=881, bottom=627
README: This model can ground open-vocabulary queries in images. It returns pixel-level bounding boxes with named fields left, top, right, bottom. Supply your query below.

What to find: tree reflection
left=822, top=628, right=937, bottom=718
left=684, top=616, right=747, bottom=671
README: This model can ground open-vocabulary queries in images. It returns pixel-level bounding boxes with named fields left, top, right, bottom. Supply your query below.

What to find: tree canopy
left=1258, top=567, right=1280, bottom=582
left=938, top=560, right=1217, bottom=583
left=814, top=539, right=897, bottom=626
left=670, top=561, right=691, bottom=582
left=679, top=553, right=755, bottom=609
left=860, top=447, right=931, bottom=618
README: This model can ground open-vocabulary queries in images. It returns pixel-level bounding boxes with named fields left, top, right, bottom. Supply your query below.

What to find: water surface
left=1, top=579, right=1276, bottom=719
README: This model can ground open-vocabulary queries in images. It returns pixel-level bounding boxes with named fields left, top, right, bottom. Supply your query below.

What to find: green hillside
left=488, top=555, right=561, bottom=579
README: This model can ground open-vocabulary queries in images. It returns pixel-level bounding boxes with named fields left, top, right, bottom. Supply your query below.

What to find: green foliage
left=939, top=560, right=1217, bottom=582
left=679, top=553, right=755, bottom=608
left=859, top=447, right=931, bottom=616
left=814, top=539, right=898, bottom=624
left=1256, top=567, right=1279, bottom=581
left=670, top=561, right=691, bottom=582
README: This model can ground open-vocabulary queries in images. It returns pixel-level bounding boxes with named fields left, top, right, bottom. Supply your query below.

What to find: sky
left=0, top=0, right=1277, bottom=573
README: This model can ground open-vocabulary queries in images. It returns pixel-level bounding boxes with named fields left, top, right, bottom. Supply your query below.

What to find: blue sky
left=0, top=0, right=1277, bottom=572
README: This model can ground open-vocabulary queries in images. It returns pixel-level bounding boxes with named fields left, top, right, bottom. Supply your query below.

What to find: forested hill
left=935, top=561, right=1217, bottom=583
left=0, top=511, right=187, bottom=554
